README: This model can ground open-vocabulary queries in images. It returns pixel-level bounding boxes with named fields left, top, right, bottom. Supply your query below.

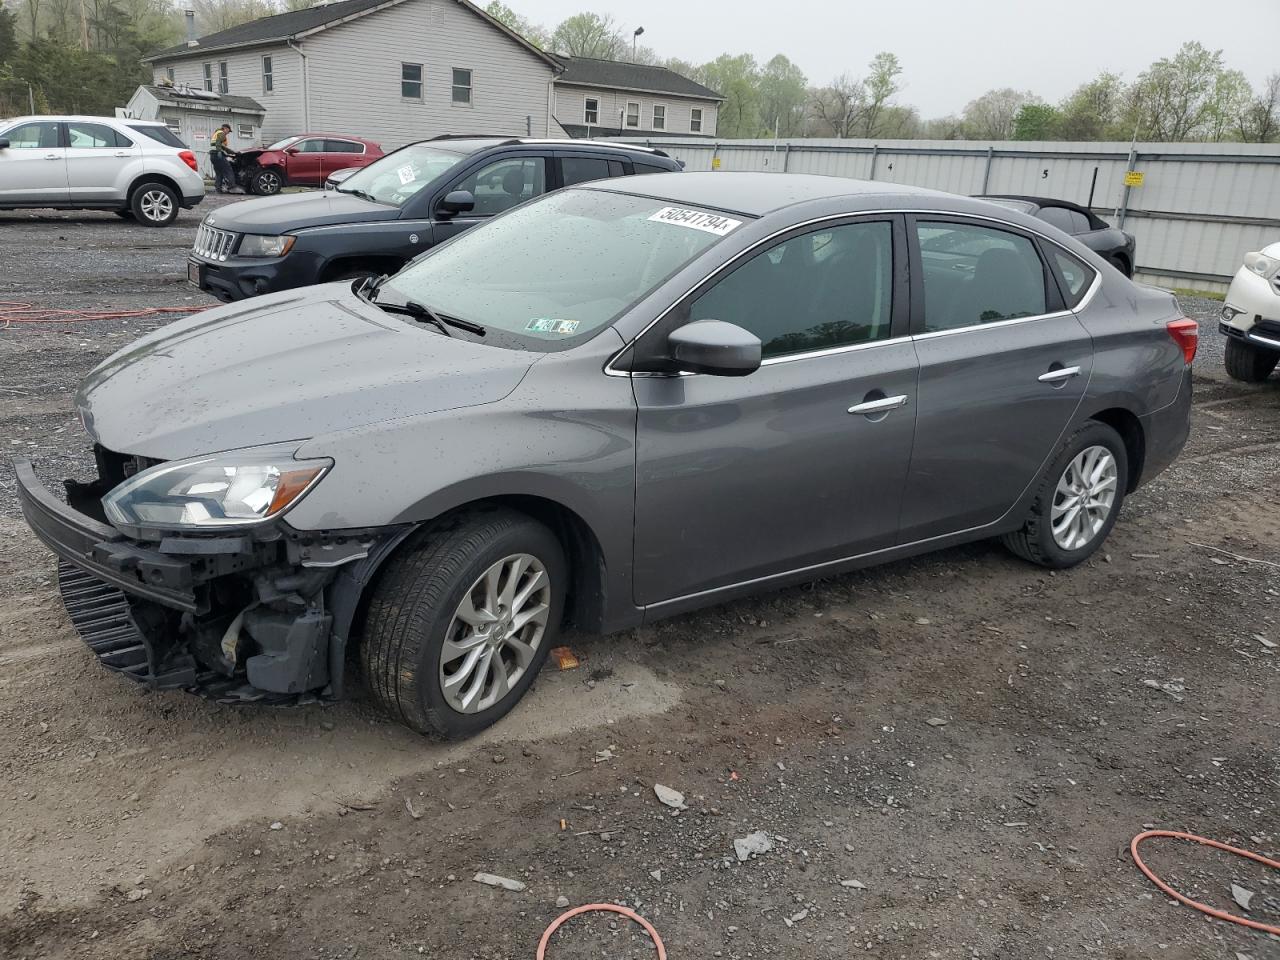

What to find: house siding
left=301, top=0, right=555, bottom=148
left=152, top=45, right=303, bottom=146
left=554, top=83, right=718, bottom=138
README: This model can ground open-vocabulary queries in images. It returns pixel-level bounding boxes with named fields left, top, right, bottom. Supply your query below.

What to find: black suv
left=188, top=137, right=682, bottom=301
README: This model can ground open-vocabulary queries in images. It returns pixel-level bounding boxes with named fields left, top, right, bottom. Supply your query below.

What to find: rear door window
left=915, top=221, right=1047, bottom=332
left=560, top=156, right=623, bottom=186
left=67, top=122, right=132, bottom=148
left=325, top=139, right=365, bottom=154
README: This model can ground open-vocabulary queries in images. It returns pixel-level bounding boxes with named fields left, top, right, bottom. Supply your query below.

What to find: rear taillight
left=1166, top=318, right=1199, bottom=364
left=179, top=150, right=198, bottom=172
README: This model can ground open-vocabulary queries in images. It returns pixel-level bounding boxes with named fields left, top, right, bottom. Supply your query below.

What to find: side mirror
left=667, top=319, right=761, bottom=377
left=0, top=139, right=9, bottom=150
left=285, top=146, right=300, bottom=155
left=436, top=189, right=475, bottom=218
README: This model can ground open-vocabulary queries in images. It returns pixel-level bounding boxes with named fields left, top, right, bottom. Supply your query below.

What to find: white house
left=140, top=0, right=563, bottom=149
left=552, top=56, right=722, bottom=139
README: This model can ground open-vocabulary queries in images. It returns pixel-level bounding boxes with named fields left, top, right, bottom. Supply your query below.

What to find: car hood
left=76, top=284, right=538, bottom=460
left=205, top=191, right=399, bottom=232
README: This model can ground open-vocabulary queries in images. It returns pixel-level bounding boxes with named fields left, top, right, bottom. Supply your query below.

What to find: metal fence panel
left=618, top=136, right=1280, bottom=291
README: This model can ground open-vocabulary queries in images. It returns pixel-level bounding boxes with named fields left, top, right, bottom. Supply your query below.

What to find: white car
left=0, top=115, right=205, bottom=227
left=1221, top=241, right=1280, bottom=382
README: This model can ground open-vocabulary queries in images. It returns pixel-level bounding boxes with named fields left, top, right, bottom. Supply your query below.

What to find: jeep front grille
left=193, top=222, right=238, bottom=261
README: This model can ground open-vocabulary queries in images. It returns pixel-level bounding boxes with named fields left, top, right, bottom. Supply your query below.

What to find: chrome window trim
left=603, top=207, right=1105, bottom=378
left=760, top=334, right=907, bottom=366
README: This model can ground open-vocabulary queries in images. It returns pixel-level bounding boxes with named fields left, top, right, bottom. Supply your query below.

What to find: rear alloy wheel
left=130, top=182, right=179, bottom=227
left=360, top=509, right=566, bottom=738
left=253, top=167, right=283, bottom=196
left=1002, top=421, right=1128, bottom=568
left=1224, top=337, right=1279, bottom=383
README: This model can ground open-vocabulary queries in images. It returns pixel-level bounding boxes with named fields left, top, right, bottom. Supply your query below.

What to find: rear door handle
left=44, top=154, right=61, bottom=160
left=848, top=395, right=909, bottom=415
left=1038, top=365, right=1081, bottom=383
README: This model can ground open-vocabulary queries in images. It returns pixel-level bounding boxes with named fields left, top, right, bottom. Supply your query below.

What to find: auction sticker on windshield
left=526, top=318, right=580, bottom=334
left=648, top=207, right=742, bottom=236
left=397, top=165, right=416, bottom=185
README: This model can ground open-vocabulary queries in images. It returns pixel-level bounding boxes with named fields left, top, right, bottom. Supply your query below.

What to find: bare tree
left=962, top=88, right=1039, bottom=140
left=810, top=73, right=864, bottom=138
left=1238, top=72, right=1280, bottom=142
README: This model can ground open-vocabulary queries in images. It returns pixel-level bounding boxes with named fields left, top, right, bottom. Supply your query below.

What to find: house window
left=202, top=63, right=212, bottom=91
left=218, top=61, right=228, bottom=94
left=626, top=101, right=640, bottom=127
left=165, top=66, right=174, bottom=82
left=451, top=68, right=472, bottom=105
left=237, top=122, right=254, bottom=139
left=162, top=116, right=181, bottom=134
left=262, top=56, right=273, bottom=94
left=691, top=107, right=703, bottom=133
left=652, top=104, right=666, bottom=130
left=401, top=63, right=423, bottom=100
left=584, top=97, right=599, bottom=124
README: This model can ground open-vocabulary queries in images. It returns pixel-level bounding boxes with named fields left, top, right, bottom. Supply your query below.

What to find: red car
left=234, top=134, right=384, bottom=195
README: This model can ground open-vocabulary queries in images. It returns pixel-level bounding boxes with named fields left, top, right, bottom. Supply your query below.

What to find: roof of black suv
left=424, top=135, right=673, bottom=160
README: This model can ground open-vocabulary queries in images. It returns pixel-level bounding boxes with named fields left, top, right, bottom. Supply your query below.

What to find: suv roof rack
left=513, top=138, right=670, bottom=158
left=428, top=134, right=521, bottom=144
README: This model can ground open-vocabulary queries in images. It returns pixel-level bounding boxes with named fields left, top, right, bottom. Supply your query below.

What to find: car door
left=0, top=120, right=68, bottom=203
left=284, top=138, right=326, bottom=185
left=65, top=121, right=139, bottom=202
left=630, top=216, right=918, bottom=606
left=898, top=215, right=1094, bottom=543
left=431, top=154, right=548, bottom=244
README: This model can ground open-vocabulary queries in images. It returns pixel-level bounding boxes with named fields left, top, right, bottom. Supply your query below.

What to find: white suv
left=0, top=115, right=205, bottom=227
left=1220, top=241, right=1280, bottom=382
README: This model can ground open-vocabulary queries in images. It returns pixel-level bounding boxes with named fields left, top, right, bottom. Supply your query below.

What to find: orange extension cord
left=1131, top=830, right=1280, bottom=936
left=537, top=904, right=666, bottom=960
left=0, top=301, right=200, bottom=330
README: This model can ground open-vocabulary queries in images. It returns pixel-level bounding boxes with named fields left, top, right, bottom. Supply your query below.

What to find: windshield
left=337, top=144, right=466, bottom=206
left=380, top=189, right=744, bottom=349
left=265, top=136, right=301, bottom=151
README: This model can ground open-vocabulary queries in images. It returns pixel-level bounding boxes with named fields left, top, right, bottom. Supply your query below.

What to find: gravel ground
left=1, top=206, right=1278, bottom=960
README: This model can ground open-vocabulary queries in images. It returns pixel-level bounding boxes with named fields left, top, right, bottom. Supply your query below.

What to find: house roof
left=142, top=84, right=266, bottom=114
left=143, top=0, right=559, bottom=69
left=554, top=56, right=723, bottom=102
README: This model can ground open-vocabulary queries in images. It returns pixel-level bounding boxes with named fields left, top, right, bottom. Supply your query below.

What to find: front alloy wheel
left=361, top=509, right=566, bottom=738
left=253, top=168, right=283, bottom=195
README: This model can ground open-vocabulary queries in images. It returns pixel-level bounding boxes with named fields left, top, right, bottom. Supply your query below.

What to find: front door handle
left=44, top=154, right=61, bottom=160
left=1038, top=365, right=1081, bottom=383
left=848, top=394, right=909, bottom=415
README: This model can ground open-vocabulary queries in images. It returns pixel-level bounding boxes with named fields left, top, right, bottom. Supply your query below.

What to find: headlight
left=238, top=234, right=296, bottom=258
left=1244, top=252, right=1279, bottom=279
left=102, top=443, right=331, bottom=530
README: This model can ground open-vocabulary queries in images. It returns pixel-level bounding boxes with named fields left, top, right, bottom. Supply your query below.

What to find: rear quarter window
left=632, top=161, right=674, bottom=175
left=129, top=125, right=186, bottom=148
left=1047, top=246, right=1097, bottom=308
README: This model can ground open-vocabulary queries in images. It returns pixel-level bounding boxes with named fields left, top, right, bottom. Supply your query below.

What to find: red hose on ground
left=537, top=903, right=666, bottom=960
left=0, top=301, right=201, bottom=330
left=1131, top=830, right=1280, bottom=936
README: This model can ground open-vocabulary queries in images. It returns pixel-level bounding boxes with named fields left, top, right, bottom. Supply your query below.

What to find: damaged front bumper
left=15, top=458, right=405, bottom=703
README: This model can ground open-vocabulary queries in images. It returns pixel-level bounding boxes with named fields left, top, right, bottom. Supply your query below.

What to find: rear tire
left=1108, top=255, right=1133, bottom=278
left=129, top=181, right=179, bottom=227
left=1002, top=421, right=1128, bottom=569
left=360, top=509, right=566, bottom=739
left=1224, top=337, right=1279, bottom=383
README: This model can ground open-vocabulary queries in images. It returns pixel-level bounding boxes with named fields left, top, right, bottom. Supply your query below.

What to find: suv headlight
left=238, top=234, right=296, bottom=258
left=102, top=443, right=331, bottom=530
left=1244, top=252, right=1279, bottom=279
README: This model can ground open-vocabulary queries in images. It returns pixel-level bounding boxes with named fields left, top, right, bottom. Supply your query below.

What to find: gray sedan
left=16, top=173, right=1196, bottom=738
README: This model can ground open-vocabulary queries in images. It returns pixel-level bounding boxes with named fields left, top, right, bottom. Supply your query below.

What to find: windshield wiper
left=339, top=187, right=382, bottom=204
left=371, top=299, right=486, bottom=337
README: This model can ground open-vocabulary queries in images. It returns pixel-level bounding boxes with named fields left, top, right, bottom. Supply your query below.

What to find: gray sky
left=523, top=0, right=1275, bottom=116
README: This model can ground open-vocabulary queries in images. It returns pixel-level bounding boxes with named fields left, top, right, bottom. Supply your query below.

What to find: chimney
left=185, top=10, right=198, bottom=46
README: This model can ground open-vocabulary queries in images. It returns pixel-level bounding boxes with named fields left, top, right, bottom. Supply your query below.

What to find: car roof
left=4, top=115, right=162, bottom=125
left=587, top=172, right=951, bottom=217
left=420, top=135, right=672, bottom=160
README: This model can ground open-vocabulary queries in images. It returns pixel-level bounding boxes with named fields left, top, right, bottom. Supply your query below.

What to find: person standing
left=210, top=123, right=239, bottom=194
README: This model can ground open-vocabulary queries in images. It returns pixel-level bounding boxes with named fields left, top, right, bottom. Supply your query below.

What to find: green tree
left=700, top=53, right=761, bottom=138
left=0, top=0, right=18, bottom=63
left=757, top=53, right=807, bottom=136
left=483, top=1, right=549, bottom=49
left=1013, top=102, right=1060, bottom=140
left=1239, top=73, right=1280, bottom=142
left=858, top=51, right=901, bottom=137
left=1125, top=41, right=1239, bottom=141
left=550, top=11, right=624, bottom=59
left=1056, top=72, right=1125, bottom=140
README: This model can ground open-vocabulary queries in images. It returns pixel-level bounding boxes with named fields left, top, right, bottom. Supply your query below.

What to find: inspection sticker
left=397, top=164, right=416, bottom=185
left=526, top=318, right=580, bottom=334
left=648, top=206, right=742, bottom=236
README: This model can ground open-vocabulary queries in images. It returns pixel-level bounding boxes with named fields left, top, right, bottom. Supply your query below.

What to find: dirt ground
left=1, top=203, right=1278, bottom=960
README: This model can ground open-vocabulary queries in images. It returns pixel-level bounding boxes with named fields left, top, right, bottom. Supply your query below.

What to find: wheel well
left=1090, top=408, right=1144, bottom=491
left=321, top=255, right=405, bottom=282
left=127, top=173, right=180, bottom=206
left=1108, top=252, right=1132, bottom=276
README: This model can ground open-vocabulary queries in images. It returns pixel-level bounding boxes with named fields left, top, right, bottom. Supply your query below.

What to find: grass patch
left=1172, top=287, right=1225, bottom=302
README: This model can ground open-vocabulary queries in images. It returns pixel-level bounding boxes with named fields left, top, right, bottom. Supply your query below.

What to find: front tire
left=130, top=181, right=179, bottom=227
left=1224, top=337, right=1279, bottom=383
left=360, top=509, right=566, bottom=739
left=252, top=167, right=283, bottom=196
left=1002, top=421, right=1128, bottom=569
